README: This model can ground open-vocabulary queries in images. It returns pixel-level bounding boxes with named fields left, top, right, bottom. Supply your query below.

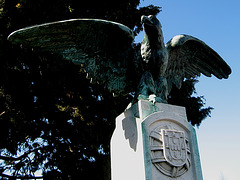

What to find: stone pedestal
left=111, top=100, right=203, bottom=180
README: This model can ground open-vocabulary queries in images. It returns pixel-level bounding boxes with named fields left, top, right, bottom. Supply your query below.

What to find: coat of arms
left=161, top=129, right=187, bottom=167
left=149, top=125, right=191, bottom=177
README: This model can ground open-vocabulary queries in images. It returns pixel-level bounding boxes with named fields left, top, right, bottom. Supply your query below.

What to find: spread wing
left=8, top=19, right=136, bottom=95
left=165, top=34, right=231, bottom=91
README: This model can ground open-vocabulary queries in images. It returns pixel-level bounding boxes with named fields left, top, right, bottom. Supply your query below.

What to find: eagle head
left=141, top=15, right=164, bottom=48
left=141, top=15, right=162, bottom=34
left=141, top=15, right=165, bottom=65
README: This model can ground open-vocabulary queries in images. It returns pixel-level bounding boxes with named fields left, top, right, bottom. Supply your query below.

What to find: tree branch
left=0, top=147, right=43, bottom=161
left=0, top=172, right=43, bottom=179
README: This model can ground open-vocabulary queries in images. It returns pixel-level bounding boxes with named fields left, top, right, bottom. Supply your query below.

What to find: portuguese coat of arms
left=161, top=129, right=187, bottom=167
left=149, top=125, right=191, bottom=177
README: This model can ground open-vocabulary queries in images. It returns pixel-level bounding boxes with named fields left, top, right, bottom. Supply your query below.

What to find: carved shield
left=161, top=129, right=187, bottom=167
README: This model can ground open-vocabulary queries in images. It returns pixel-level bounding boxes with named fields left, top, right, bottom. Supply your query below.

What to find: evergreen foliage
left=0, top=0, right=211, bottom=179
left=168, top=79, right=213, bottom=127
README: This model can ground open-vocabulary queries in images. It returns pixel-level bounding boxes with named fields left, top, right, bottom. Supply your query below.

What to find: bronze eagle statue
left=8, top=15, right=231, bottom=103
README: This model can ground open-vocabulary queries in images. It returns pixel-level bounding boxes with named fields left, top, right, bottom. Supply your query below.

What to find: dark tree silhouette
left=0, top=1, right=210, bottom=179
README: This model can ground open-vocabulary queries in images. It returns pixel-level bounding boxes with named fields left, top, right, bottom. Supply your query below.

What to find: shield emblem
left=161, top=129, right=187, bottom=167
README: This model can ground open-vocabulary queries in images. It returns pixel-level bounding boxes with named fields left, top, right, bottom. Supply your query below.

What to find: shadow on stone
left=122, top=116, right=138, bottom=151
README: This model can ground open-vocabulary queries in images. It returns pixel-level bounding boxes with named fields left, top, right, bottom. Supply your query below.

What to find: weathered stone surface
left=111, top=100, right=203, bottom=180
left=111, top=103, right=146, bottom=180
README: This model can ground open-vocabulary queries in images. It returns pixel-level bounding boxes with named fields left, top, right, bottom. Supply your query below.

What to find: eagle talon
left=148, top=94, right=157, bottom=105
left=137, top=94, right=165, bottom=105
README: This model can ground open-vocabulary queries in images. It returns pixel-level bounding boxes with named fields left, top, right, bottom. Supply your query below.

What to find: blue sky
left=137, top=0, right=240, bottom=179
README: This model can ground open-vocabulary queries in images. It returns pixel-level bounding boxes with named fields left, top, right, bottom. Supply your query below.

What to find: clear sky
left=137, top=0, right=240, bottom=179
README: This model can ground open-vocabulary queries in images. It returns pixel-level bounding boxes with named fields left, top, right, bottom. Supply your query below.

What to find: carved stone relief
left=149, top=124, right=191, bottom=178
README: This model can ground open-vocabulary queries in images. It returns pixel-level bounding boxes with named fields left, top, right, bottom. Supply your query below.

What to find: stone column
left=111, top=100, right=203, bottom=180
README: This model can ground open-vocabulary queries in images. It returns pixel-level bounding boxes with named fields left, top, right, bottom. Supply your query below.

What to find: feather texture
left=165, top=34, right=231, bottom=92
left=8, top=16, right=231, bottom=102
left=8, top=19, right=135, bottom=95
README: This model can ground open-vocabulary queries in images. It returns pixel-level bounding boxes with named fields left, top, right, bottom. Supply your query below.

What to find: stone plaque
left=149, top=125, right=191, bottom=177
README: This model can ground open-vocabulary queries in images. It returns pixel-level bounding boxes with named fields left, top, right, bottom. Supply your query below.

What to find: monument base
left=111, top=100, right=203, bottom=180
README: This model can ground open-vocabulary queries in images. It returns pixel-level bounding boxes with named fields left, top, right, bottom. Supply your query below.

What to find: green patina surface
left=8, top=16, right=231, bottom=102
left=8, top=19, right=135, bottom=95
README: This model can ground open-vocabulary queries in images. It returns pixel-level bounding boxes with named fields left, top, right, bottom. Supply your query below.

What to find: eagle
left=8, top=15, right=231, bottom=103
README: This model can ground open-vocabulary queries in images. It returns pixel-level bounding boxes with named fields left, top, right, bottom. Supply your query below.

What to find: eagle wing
left=165, top=34, right=231, bottom=91
left=8, top=19, right=136, bottom=95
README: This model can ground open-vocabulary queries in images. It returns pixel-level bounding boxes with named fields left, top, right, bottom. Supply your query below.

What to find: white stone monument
left=111, top=100, right=203, bottom=180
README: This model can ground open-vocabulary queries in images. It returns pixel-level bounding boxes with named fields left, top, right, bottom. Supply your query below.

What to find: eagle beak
left=141, top=15, right=153, bottom=26
left=141, top=15, right=147, bottom=22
